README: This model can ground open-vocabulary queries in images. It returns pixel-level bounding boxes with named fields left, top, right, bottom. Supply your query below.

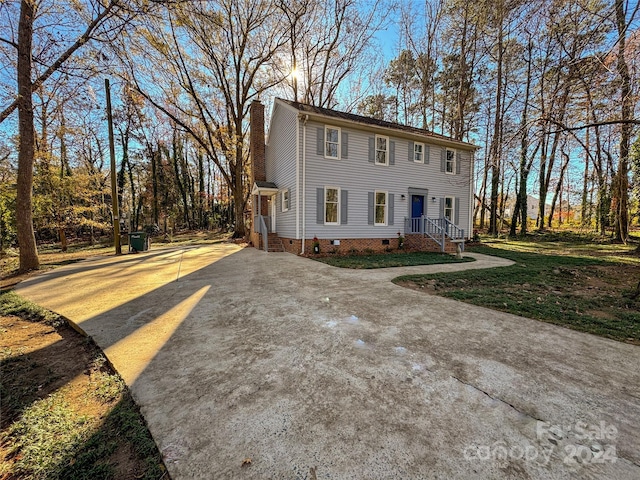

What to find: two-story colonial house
left=249, top=98, right=477, bottom=254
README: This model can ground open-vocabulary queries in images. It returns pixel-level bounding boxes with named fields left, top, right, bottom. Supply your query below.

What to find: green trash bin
left=128, top=232, right=149, bottom=252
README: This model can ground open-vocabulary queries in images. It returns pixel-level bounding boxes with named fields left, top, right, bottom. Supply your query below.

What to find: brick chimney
left=250, top=100, right=266, bottom=184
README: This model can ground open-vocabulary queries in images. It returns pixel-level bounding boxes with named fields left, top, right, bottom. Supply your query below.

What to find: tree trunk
left=60, top=110, right=70, bottom=177
left=171, top=133, right=190, bottom=228
left=581, top=105, right=591, bottom=226
left=151, top=144, right=159, bottom=226
left=488, top=8, right=504, bottom=236
left=197, top=151, right=205, bottom=228
left=58, top=226, right=67, bottom=252
left=509, top=188, right=520, bottom=237
left=126, top=148, right=136, bottom=231
left=595, top=152, right=610, bottom=235
left=580, top=83, right=606, bottom=234
left=117, top=129, right=129, bottom=214
left=518, top=38, right=534, bottom=236
left=537, top=108, right=548, bottom=227
left=538, top=47, right=572, bottom=231
left=232, top=140, right=246, bottom=238
left=454, top=4, right=469, bottom=141
left=16, top=0, right=39, bottom=272
left=613, top=0, right=631, bottom=243
left=477, top=105, right=491, bottom=230
left=549, top=151, right=570, bottom=228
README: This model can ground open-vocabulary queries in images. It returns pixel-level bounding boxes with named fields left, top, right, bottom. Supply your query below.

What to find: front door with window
left=411, top=195, right=425, bottom=233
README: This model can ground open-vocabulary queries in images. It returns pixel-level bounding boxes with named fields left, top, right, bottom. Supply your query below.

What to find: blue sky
left=375, top=16, right=401, bottom=62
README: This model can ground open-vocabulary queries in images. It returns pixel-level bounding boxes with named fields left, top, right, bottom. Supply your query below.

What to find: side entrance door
left=268, top=196, right=276, bottom=233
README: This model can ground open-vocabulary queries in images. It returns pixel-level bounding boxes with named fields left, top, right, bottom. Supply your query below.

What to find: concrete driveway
left=15, top=244, right=640, bottom=479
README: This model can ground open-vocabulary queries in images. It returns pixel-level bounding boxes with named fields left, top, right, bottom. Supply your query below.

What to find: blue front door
left=411, top=195, right=425, bottom=233
left=412, top=195, right=424, bottom=218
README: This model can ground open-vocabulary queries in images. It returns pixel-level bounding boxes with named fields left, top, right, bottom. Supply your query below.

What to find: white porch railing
left=404, top=216, right=465, bottom=253
left=407, top=217, right=424, bottom=234
left=256, top=215, right=269, bottom=252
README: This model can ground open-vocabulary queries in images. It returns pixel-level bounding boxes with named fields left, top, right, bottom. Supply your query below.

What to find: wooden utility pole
left=105, top=79, right=122, bottom=255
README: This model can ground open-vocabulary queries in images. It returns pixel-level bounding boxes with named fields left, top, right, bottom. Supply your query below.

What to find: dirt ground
left=0, top=314, right=163, bottom=479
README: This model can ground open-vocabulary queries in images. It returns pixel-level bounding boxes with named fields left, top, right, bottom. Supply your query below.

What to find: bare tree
left=297, top=0, right=388, bottom=108
left=397, top=0, right=444, bottom=130
left=2, top=0, right=148, bottom=271
left=276, top=0, right=311, bottom=102
left=487, top=0, right=507, bottom=235
left=121, top=0, right=287, bottom=237
left=509, top=34, right=540, bottom=236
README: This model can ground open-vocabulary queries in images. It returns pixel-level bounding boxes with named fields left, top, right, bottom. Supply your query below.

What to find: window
left=444, top=196, right=454, bottom=222
left=281, top=189, right=289, bottom=212
left=325, top=126, right=340, bottom=158
left=414, top=142, right=425, bottom=163
left=324, top=187, right=340, bottom=224
left=375, top=135, right=388, bottom=165
left=446, top=148, right=455, bottom=174
left=375, top=191, right=387, bottom=225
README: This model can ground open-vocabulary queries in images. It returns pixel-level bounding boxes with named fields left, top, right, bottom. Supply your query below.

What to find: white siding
left=302, top=121, right=473, bottom=239
left=264, top=101, right=474, bottom=241
left=265, top=104, right=298, bottom=238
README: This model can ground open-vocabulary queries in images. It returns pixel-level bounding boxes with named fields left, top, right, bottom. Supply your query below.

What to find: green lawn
left=1, top=292, right=165, bottom=479
left=393, top=236, right=640, bottom=343
left=312, top=251, right=474, bottom=269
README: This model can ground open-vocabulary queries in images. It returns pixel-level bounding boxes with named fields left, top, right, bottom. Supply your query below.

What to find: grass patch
left=313, top=251, right=474, bottom=269
left=90, top=367, right=125, bottom=404
left=57, top=394, right=166, bottom=480
left=0, top=290, right=64, bottom=326
left=1, top=378, right=164, bottom=480
left=393, top=237, right=640, bottom=343
left=2, top=392, right=92, bottom=478
left=1, top=294, right=166, bottom=479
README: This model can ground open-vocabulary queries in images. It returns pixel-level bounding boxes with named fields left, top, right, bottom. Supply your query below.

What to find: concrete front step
left=266, top=234, right=285, bottom=252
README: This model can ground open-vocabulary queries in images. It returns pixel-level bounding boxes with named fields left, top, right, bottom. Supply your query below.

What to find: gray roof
left=277, top=98, right=474, bottom=147
left=254, top=181, right=278, bottom=189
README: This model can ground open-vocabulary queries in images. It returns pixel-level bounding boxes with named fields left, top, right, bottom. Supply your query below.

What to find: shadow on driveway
left=15, top=245, right=640, bottom=479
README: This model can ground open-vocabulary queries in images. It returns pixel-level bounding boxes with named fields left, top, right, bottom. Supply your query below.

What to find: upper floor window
left=375, top=191, right=387, bottom=225
left=281, top=189, right=290, bottom=212
left=325, top=187, right=340, bottom=224
left=414, top=142, right=425, bottom=163
left=375, top=135, right=388, bottom=165
left=325, top=126, right=340, bottom=159
left=446, top=148, right=455, bottom=174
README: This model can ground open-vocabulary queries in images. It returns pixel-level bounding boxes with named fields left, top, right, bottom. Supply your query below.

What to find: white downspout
left=301, top=114, right=309, bottom=254
left=295, top=115, right=300, bottom=239
left=469, top=150, right=475, bottom=239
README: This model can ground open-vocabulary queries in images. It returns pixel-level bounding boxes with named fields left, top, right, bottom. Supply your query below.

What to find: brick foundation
left=404, top=234, right=458, bottom=253
left=254, top=234, right=459, bottom=255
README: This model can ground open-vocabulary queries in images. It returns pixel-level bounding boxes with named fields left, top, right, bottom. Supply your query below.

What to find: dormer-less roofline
left=273, top=97, right=478, bottom=151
